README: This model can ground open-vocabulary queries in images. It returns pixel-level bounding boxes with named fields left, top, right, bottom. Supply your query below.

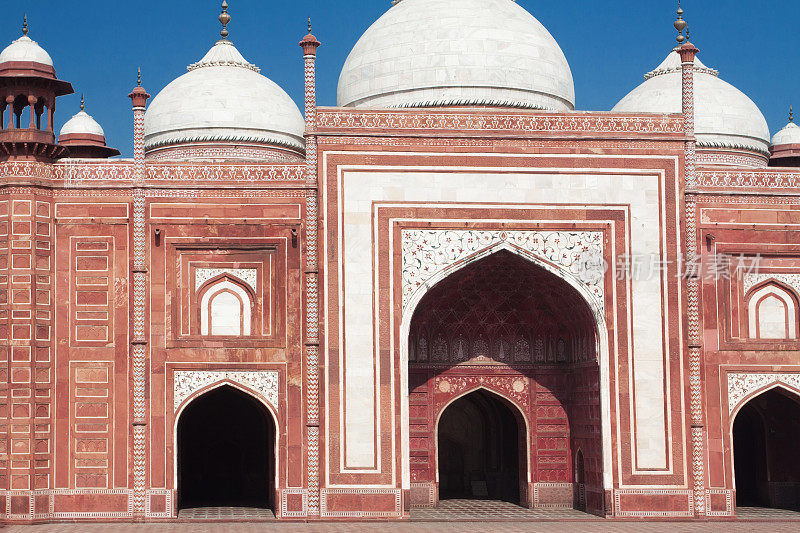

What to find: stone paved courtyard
left=5, top=521, right=800, bottom=533
left=4, top=505, right=800, bottom=533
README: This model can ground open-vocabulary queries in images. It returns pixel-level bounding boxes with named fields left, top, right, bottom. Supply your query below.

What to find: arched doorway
left=407, top=250, right=603, bottom=513
left=733, top=388, right=800, bottom=511
left=177, top=385, right=275, bottom=511
left=437, top=390, right=523, bottom=503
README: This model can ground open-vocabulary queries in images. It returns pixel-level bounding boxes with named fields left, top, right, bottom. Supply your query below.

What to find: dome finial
left=137, top=67, right=142, bottom=87
left=22, top=13, right=28, bottom=36
left=308, top=17, right=312, bottom=34
left=219, top=1, right=231, bottom=40
left=791, top=105, right=795, bottom=123
left=80, top=94, right=85, bottom=111
left=674, top=1, right=687, bottom=44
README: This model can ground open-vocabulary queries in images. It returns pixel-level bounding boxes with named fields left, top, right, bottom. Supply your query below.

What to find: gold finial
left=791, top=105, right=795, bottom=123
left=219, top=1, right=231, bottom=40
left=674, top=1, right=686, bottom=44
left=137, top=67, right=142, bottom=87
left=22, top=13, right=28, bottom=36
left=685, top=25, right=690, bottom=41
left=80, top=94, right=85, bottom=111
left=308, top=17, right=312, bottom=34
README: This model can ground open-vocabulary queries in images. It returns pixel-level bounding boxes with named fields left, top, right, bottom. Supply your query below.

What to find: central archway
left=406, top=249, right=604, bottom=514
left=177, top=385, right=275, bottom=511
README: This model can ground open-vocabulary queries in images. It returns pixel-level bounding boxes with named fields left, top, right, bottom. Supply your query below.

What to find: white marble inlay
left=333, top=166, right=670, bottom=471
left=728, top=372, right=800, bottom=414
left=401, top=229, right=604, bottom=311
left=195, top=268, right=257, bottom=293
left=174, top=370, right=279, bottom=412
left=744, top=273, right=800, bottom=297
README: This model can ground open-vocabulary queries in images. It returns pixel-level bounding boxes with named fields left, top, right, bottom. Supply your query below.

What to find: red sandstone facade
left=1, top=9, right=800, bottom=524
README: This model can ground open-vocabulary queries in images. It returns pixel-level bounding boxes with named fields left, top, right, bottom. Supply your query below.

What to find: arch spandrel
left=401, top=229, right=606, bottom=318
left=173, top=370, right=279, bottom=414
left=727, top=372, right=800, bottom=415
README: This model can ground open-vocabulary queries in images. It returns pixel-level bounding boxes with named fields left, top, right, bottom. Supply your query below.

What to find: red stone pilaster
left=680, top=41, right=707, bottom=517
left=0, top=164, right=55, bottom=520
left=128, top=79, right=150, bottom=515
left=300, top=24, right=321, bottom=517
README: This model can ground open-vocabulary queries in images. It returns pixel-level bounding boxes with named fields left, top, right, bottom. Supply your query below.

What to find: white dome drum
left=338, top=0, right=575, bottom=111
left=613, top=50, right=770, bottom=168
left=144, top=39, right=305, bottom=162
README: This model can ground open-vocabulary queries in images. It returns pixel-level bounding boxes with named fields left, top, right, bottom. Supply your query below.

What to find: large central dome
left=337, top=0, right=575, bottom=111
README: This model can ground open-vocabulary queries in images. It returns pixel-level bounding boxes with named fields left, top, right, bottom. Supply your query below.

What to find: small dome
left=0, top=35, right=53, bottom=67
left=60, top=110, right=105, bottom=138
left=338, top=0, right=575, bottom=111
left=613, top=51, right=770, bottom=166
left=771, top=121, right=800, bottom=147
left=144, top=39, right=305, bottom=162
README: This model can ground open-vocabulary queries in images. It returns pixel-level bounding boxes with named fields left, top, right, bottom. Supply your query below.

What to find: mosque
left=1, top=0, right=800, bottom=522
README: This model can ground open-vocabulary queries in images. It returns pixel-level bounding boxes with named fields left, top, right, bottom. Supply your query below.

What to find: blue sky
left=5, top=1, right=799, bottom=157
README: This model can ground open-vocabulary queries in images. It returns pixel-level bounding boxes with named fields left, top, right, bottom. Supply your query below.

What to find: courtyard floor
left=4, top=504, right=800, bottom=532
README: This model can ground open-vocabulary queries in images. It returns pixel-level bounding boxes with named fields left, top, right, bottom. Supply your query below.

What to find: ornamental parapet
left=694, top=169, right=800, bottom=194
left=1, top=160, right=309, bottom=186
left=316, top=108, right=686, bottom=139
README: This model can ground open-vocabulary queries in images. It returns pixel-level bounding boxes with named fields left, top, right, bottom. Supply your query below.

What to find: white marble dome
left=0, top=34, right=53, bottom=67
left=338, top=0, right=575, bottom=110
left=771, top=120, right=800, bottom=147
left=613, top=51, right=770, bottom=157
left=144, top=39, right=305, bottom=159
left=60, top=110, right=105, bottom=138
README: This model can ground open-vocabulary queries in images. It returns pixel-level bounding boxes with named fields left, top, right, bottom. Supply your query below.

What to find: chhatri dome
left=144, top=2, right=305, bottom=162
left=59, top=95, right=121, bottom=159
left=338, top=0, right=575, bottom=110
left=770, top=107, right=800, bottom=166
left=613, top=12, right=770, bottom=167
left=0, top=16, right=53, bottom=70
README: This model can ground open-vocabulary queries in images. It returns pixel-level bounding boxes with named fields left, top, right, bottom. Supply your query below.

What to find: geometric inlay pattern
left=727, top=372, right=800, bottom=414
left=174, top=370, right=279, bottom=412
left=401, top=229, right=604, bottom=311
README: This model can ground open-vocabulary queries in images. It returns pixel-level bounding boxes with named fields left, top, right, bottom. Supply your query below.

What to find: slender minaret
left=675, top=2, right=707, bottom=519
left=299, top=17, right=322, bottom=518
left=127, top=67, right=150, bottom=515
left=128, top=68, right=150, bottom=181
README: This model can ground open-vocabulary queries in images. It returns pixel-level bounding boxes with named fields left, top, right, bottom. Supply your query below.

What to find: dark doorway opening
left=734, top=389, right=800, bottom=511
left=178, top=385, right=274, bottom=511
left=438, top=390, right=523, bottom=504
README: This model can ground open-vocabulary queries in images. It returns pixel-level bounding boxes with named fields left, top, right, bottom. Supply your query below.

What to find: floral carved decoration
left=727, top=372, right=800, bottom=414
left=401, top=230, right=604, bottom=311
left=174, top=370, right=279, bottom=413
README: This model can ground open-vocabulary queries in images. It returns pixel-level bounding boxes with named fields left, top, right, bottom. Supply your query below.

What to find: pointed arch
left=399, top=243, right=612, bottom=493
left=730, top=386, right=800, bottom=510
left=197, top=274, right=255, bottom=336
left=173, top=382, right=279, bottom=512
left=746, top=280, right=799, bottom=340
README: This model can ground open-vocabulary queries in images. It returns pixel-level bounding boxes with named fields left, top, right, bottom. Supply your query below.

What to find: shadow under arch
left=400, top=245, right=611, bottom=513
left=174, top=383, right=277, bottom=512
left=730, top=385, right=800, bottom=511
left=435, top=387, right=528, bottom=504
